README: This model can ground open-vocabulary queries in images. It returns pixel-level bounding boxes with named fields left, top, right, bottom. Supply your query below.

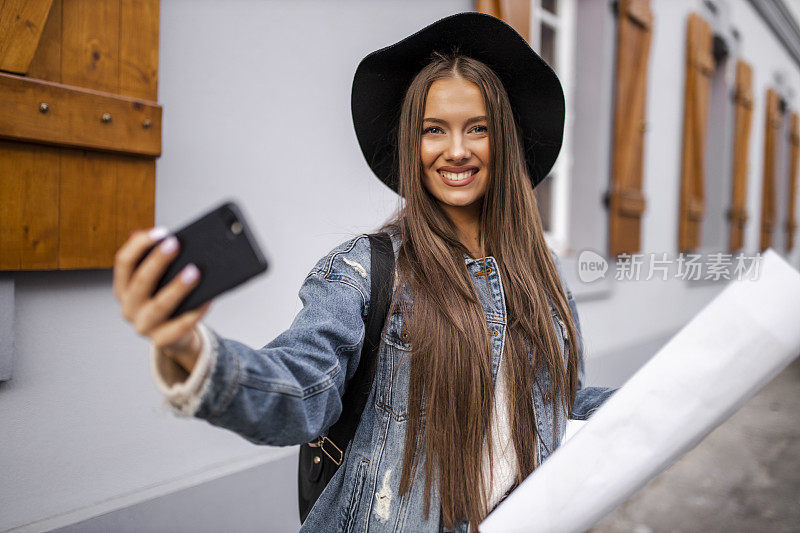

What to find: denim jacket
left=152, top=231, right=614, bottom=532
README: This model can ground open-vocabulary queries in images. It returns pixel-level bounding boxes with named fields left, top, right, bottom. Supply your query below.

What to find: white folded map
left=481, top=249, right=800, bottom=533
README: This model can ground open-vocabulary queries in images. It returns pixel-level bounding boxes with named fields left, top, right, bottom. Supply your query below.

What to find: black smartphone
left=137, top=200, right=269, bottom=318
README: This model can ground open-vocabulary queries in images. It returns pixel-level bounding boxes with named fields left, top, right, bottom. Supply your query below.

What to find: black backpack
left=298, top=232, right=395, bottom=523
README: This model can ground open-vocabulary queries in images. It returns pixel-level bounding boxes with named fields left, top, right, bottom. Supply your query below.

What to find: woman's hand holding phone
left=113, top=226, right=212, bottom=374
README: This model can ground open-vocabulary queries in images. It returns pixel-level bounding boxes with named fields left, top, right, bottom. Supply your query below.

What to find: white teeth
left=440, top=170, right=474, bottom=181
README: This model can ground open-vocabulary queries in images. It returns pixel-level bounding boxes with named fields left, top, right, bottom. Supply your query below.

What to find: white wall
left=2, top=0, right=798, bottom=531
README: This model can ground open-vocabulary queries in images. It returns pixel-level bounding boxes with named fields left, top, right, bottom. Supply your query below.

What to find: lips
left=438, top=165, right=478, bottom=174
left=437, top=166, right=479, bottom=186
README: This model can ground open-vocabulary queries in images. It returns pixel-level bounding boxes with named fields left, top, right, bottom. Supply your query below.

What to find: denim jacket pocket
left=376, top=306, right=421, bottom=421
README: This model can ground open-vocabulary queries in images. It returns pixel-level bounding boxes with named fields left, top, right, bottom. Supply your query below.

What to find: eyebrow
left=422, top=116, right=487, bottom=125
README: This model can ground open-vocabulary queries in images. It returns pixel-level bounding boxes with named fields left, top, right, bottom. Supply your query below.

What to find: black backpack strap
left=325, top=232, right=394, bottom=453
left=298, top=232, right=395, bottom=523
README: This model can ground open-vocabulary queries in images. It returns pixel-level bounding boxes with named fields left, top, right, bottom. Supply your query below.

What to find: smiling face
left=420, top=76, right=490, bottom=220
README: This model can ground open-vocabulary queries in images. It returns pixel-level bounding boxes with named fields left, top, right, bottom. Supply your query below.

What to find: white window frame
left=529, top=0, right=576, bottom=254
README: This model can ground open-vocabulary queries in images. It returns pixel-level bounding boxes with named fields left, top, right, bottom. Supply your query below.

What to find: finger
left=125, top=233, right=181, bottom=314
left=149, top=301, right=213, bottom=350
left=133, top=263, right=201, bottom=335
left=113, top=227, right=168, bottom=301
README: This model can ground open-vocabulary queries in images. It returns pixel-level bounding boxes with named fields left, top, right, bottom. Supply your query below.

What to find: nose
left=445, top=133, right=470, bottom=162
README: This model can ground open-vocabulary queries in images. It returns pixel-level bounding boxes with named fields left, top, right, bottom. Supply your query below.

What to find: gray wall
left=2, top=1, right=799, bottom=532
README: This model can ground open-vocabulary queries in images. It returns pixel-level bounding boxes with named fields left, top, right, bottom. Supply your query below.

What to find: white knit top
left=482, top=355, right=519, bottom=511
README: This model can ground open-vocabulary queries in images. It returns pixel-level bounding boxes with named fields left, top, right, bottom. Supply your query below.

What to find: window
left=530, top=0, right=576, bottom=252
left=771, top=97, right=796, bottom=254
left=786, top=112, right=799, bottom=253
left=699, top=33, right=736, bottom=254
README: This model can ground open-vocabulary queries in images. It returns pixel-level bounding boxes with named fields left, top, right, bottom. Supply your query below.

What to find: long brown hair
left=379, top=54, right=580, bottom=530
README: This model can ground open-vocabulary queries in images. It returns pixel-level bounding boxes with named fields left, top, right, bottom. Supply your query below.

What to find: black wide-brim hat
left=351, top=11, right=565, bottom=193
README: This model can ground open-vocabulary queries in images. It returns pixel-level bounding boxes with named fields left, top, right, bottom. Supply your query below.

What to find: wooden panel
left=20, top=144, right=59, bottom=269
left=61, top=0, right=119, bottom=93
left=0, top=73, right=162, bottom=156
left=728, top=60, right=753, bottom=252
left=60, top=0, right=119, bottom=268
left=27, top=0, right=62, bottom=82
left=0, top=0, right=160, bottom=272
left=678, top=13, right=714, bottom=253
left=0, top=0, right=54, bottom=74
left=16, top=0, right=61, bottom=270
left=608, top=0, right=653, bottom=256
left=475, top=0, right=531, bottom=42
left=625, top=0, right=653, bottom=29
left=475, top=0, right=500, bottom=17
left=21, top=0, right=63, bottom=267
left=500, top=0, right=531, bottom=42
left=115, top=156, right=155, bottom=251
left=1, top=0, right=60, bottom=271
left=116, top=0, right=158, bottom=244
left=760, top=89, right=780, bottom=251
left=786, top=112, right=799, bottom=252
left=59, top=150, right=117, bottom=268
left=0, top=141, right=60, bottom=270
left=0, top=144, right=24, bottom=269
left=120, top=0, right=159, bottom=100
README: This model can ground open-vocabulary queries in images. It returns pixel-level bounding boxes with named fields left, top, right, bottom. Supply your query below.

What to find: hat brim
left=351, top=11, right=565, bottom=193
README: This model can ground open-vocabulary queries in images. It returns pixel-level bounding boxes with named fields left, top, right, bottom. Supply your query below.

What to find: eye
left=422, top=126, right=444, bottom=135
left=469, top=125, right=488, bottom=134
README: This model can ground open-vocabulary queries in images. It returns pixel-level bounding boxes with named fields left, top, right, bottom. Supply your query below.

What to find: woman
left=113, top=12, right=614, bottom=533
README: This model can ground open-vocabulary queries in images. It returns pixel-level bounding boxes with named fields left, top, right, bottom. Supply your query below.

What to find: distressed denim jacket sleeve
left=151, top=237, right=370, bottom=446
left=549, top=250, right=617, bottom=421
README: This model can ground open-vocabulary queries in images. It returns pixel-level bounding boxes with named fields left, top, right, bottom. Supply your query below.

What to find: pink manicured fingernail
left=160, top=236, right=178, bottom=254
left=181, top=263, right=199, bottom=284
left=149, top=226, right=168, bottom=240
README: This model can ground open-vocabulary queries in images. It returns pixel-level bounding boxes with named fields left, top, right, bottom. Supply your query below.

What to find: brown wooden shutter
left=678, top=13, right=714, bottom=253
left=786, top=112, right=799, bottom=252
left=608, top=0, right=652, bottom=256
left=475, top=0, right=531, bottom=41
left=0, top=0, right=160, bottom=270
left=0, top=0, right=54, bottom=74
left=727, top=60, right=753, bottom=252
left=760, top=88, right=781, bottom=251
